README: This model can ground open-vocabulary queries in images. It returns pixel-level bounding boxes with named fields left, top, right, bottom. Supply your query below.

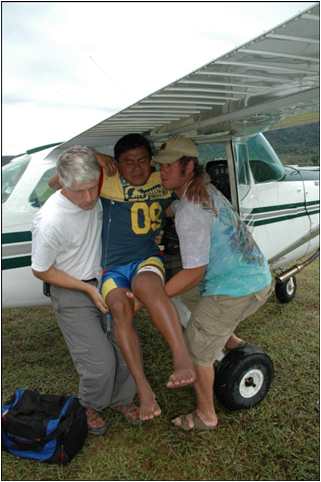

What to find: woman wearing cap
left=154, top=136, right=272, bottom=431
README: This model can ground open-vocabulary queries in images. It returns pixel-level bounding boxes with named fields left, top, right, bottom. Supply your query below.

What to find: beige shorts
left=185, top=284, right=272, bottom=367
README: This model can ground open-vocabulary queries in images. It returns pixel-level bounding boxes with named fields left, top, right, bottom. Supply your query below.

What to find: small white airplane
left=2, top=3, right=320, bottom=310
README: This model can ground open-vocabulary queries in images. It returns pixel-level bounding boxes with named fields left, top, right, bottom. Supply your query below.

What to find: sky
left=2, top=1, right=316, bottom=155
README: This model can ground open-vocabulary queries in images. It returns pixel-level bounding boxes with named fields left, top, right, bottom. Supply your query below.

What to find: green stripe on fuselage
left=2, top=231, right=32, bottom=244
left=306, top=200, right=320, bottom=207
left=307, top=209, right=320, bottom=216
left=246, top=209, right=319, bottom=227
left=2, top=256, right=31, bottom=270
left=253, top=202, right=307, bottom=214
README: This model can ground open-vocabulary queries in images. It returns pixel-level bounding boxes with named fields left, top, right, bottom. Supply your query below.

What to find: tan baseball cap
left=153, top=136, right=198, bottom=164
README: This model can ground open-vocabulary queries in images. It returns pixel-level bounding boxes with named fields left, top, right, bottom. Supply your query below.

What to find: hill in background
left=265, top=122, right=319, bottom=166
left=2, top=123, right=319, bottom=167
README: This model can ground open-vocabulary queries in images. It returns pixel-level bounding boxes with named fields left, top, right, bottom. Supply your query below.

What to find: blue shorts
left=101, top=256, right=165, bottom=300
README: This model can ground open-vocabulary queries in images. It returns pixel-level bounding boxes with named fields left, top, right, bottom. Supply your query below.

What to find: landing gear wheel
left=275, top=276, right=297, bottom=303
left=214, top=344, right=274, bottom=411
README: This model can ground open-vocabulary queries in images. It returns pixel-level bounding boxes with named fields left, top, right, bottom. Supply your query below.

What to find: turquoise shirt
left=173, top=186, right=272, bottom=297
left=202, top=188, right=271, bottom=296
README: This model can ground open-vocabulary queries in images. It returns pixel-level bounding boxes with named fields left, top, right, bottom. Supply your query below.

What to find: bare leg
left=193, top=364, right=218, bottom=425
left=132, top=272, right=195, bottom=388
left=107, top=288, right=161, bottom=421
left=172, top=363, right=218, bottom=429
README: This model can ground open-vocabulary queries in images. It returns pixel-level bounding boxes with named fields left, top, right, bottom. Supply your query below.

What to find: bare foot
left=166, top=366, right=196, bottom=389
left=138, top=392, right=161, bottom=421
left=113, top=403, right=140, bottom=423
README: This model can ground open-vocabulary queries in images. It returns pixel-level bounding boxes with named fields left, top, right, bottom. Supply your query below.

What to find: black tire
left=214, top=344, right=274, bottom=411
left=275, top=276, right=297, bottom=303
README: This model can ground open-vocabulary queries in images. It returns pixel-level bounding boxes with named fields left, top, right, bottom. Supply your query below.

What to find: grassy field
left=2, top=262, right=319, bottom=481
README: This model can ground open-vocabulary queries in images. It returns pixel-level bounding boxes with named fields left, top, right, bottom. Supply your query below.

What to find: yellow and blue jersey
left=100, top=170, right=172, bottom=269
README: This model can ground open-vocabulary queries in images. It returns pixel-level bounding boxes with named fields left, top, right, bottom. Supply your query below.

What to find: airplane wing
left=48, top=3, right=319, bottom=159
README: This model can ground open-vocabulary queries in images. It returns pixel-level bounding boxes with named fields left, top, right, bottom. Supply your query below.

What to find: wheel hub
left=286, top=277, right=295, bottom=295
left=239, top=369, right=264, bottom=398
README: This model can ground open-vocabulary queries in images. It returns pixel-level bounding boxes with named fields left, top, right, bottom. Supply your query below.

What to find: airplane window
left=198, top=143, right=232, bottom=200
left=2, top=154, right=30, bottom=203
left=247, top=133, right=285, bottom=183
left=198, top=143, right=226, bottom=162
left=28, top=167, right=56, bottom=208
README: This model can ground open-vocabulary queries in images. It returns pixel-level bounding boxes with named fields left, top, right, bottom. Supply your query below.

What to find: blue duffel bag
left=2, top=389, right=88, bottom=464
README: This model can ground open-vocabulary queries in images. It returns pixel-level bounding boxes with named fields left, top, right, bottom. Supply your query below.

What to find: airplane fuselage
left=2, top=135, right=319, bottom=308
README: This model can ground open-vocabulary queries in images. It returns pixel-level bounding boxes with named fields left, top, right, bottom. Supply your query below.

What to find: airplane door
left=301, top=168, right=320, bottom=255
left=302, top=170, right=320, bottom=232
left=233, top=134, right=310, bottom=264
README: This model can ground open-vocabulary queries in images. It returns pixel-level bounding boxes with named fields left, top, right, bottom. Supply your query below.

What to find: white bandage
left=136, top=265, right=165, bottom=283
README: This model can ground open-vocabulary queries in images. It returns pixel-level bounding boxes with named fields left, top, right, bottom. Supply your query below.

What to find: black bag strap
left=10, top=391, right=67, bottom=418
left=8, top=436, right=44, bottom=452
left=3, top=410, right=74, bottom=452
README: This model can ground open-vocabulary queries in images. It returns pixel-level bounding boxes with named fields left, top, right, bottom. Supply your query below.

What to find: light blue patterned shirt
left=172, top=185, right=271, bottom=297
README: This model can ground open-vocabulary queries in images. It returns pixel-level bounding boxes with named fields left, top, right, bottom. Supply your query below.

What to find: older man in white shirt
left=32, top=146, right=137, bottom=435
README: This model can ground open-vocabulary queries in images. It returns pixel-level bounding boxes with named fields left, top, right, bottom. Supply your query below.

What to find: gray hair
left=57, top=145, right=100, bottom=188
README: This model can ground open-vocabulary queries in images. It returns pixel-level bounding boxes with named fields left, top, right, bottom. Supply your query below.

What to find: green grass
left=2, top=262, right=319, bottom=480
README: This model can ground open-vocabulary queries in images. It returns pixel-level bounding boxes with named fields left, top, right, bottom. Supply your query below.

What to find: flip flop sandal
left=172, top=411, right=218, bottom=431
left=88, top=424, right=108, bottom=436
left=86, top=409, right=109, bottom=435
